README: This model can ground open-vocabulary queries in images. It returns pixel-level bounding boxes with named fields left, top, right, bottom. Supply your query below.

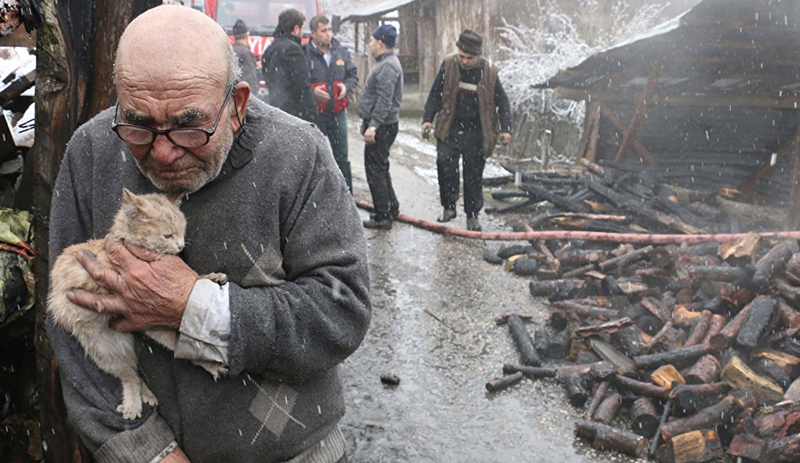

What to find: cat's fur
left=48, top=188, right=227, bottom=420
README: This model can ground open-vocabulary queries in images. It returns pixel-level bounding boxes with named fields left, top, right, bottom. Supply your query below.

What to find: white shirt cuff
left=175, top=279, right=230, bottom=365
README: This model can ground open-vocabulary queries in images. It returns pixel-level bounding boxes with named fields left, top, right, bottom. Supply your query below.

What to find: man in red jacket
left=305, top=15, right=358, bottom=192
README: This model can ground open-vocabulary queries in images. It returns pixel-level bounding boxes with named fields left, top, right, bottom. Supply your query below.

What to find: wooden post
left=575, top=101, right=597, bottom=160
left=739, top=124, right=800, bottom=194
left=600, top=107, right=658, bottom=165
left=31, top=1, right=160, bottom=462
left=786, top=125, right=800, bottom=230
left=585, top=102, right=600, bottom=162
left=541, top=129, right=551, bottom=170
left=614, top=69, right=660, bottom=163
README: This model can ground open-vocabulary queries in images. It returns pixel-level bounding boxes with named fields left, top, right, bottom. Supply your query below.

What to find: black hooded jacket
left=261, top=34, right=317, bottom=122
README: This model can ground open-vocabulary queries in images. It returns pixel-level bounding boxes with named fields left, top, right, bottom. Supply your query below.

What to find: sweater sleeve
left=423, top=61, right=446, bottom=123
left=495, top=76, right=513, bottom=134
left=47, top=131, right=176, bottom=463
left=226, top=131, right=372, bottom=381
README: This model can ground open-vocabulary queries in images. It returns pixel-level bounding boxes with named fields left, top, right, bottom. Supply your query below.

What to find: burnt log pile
left=484, top=160, right=783, bottom=235
left=486, top=228, right=800, bottom=461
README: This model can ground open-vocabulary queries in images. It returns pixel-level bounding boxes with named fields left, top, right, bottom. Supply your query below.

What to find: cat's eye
left=164, top=234, right=174, bottom=240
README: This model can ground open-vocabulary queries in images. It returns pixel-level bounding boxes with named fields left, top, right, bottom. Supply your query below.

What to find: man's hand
left=313, top=85, right=331, bottom=102
left=421, top=121, right=433, bottom=140
left=161, top=447, right=191, bottom=463
left=499, top=132, right=512, bottom=145
left=364, top=128, right=376, bottom=144
left=335, top=82, right=347, bottom=99
left=66, top=235, right=199, bottom=332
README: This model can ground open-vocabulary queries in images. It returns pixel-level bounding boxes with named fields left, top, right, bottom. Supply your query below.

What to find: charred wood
left=574, top=420, right=647, bottom=457
left=634, top=344, right=711, bottom=371
left=684, top=354, right=722, bottom=385
left=721, top=356, right=784, bottom=405
left=612, top=374, right=669, bottom=399
left=507, top=315, right=542, bottom=367
left=593, top=392, right=623, bottom=425
left=631, top=397, right=660, bottom=438
left=749, top=241, right=799, bottom=294
left=655, top=429, right=725, bottom=463
left=587, top=380, right=610, bottom=421
left=502, top=364, right=557, bottom=379
left=660, top=395, right=736, bottom=441
left=735, top=298, right=777, bottom=349
left=485, top=371, right=524, bottom=393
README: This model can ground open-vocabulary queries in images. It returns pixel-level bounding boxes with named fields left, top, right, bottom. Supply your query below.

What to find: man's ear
left=230, top=81, right=250, bottom=133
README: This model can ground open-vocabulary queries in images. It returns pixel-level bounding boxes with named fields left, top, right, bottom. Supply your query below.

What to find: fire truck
left=187, top=0, right=322, bottom=59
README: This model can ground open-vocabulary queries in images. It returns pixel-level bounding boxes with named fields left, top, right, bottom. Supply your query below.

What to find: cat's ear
left=166, top=192, right=184, bottom=206
left=121, top=188, right=137, bottom=205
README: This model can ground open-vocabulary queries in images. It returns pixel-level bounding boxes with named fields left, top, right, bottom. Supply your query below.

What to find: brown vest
left=433, top=54, right=500, bottom=158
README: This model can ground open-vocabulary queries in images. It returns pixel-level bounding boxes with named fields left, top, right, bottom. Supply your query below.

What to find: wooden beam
left=586, top=103, right=601, bottom=162
left=600, top=107, right=658, bottom=165
left=786, top=126, right=800, bottom=230
left=615, top=69, right=660, bottom=163
left=739, top=124, right=800, bottom=193
left=553, top=86, right=800, bottom=109
left=575, top=101, right=598, bottom=160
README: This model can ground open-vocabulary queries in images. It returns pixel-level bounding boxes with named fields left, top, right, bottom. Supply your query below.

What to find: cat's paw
left=141, top=384, right=158, bottom=407
left=118, top=399, right=143, bottom=420
left=200, top=272, right=228, bottom=286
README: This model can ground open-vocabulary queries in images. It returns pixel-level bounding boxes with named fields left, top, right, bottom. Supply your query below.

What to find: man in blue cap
left=357, top=24, right=403, bottom=229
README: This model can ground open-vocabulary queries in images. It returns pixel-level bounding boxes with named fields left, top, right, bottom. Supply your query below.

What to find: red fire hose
left=355, top=199, right=800, bottom=244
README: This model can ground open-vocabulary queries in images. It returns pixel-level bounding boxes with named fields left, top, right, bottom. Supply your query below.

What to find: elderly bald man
left=47, top=5, right=369, bottom=463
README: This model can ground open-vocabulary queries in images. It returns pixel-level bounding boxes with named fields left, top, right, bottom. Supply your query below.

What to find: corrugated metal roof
left=537, top=0, right=800, bottom=107
left=341, top=0, right=418, bottom=22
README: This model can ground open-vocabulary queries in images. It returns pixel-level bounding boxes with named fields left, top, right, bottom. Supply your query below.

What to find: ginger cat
left=48, top=188, right=227, bottom=420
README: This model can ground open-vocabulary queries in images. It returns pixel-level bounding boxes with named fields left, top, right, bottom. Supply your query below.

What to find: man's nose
left=150, top=133, right=183, bottom=164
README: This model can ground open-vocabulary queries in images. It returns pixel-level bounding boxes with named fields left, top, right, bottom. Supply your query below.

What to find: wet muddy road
left=338, top=118, right=641, bottom=463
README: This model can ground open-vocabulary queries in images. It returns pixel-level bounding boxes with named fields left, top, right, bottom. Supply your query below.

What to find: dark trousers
left=318, top=110, right=352, bottom=193
left=364, top=122, right=399, bottom=220
left=437, top=122, right=485, bottom=218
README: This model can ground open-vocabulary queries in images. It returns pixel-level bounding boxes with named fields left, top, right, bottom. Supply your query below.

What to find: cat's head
left=111, top=188, right=187, bottom=255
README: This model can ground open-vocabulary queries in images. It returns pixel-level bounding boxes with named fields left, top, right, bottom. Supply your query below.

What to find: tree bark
left=31, top=2, right=162, bottom=462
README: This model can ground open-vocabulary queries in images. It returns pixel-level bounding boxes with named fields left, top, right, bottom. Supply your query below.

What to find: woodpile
left=484, top=165, right=800, bottom=462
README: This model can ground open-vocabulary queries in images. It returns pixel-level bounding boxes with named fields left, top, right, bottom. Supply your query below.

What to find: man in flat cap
left=422, top=29, right=512, bottom=232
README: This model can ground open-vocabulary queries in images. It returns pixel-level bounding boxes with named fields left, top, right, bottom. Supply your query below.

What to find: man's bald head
left=115, top=5, right=239, bottom=93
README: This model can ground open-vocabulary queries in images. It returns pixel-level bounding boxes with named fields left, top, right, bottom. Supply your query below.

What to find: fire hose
left=355, top=199, right=800, bottom=244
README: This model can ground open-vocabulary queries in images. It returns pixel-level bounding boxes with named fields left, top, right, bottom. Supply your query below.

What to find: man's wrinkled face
left=457, top=51, right=479, bottom=67
left=116, top=79, right=235, bottom=194
left=312, top=23, right=332, bottom=48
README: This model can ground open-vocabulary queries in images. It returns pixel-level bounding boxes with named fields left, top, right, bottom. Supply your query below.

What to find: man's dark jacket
left=262, top=33, right=317, bottom=122
left=304, top=38, right=357, bottom=114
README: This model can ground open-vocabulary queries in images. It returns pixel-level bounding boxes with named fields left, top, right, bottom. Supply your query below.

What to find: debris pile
left=482, top=165, right=800, bottom=462
left=485, top=159, right=785, bottom=236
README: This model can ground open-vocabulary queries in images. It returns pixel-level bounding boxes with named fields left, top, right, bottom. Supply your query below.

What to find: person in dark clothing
left=357, top=24, right=403, bottom=230
left=305, top=15, right=358, bottom=192
left=232, top=19, right=260, bottom=94
left=422, top=30, right=512, bottom=232
left=261, top=9, right=317, bottom=122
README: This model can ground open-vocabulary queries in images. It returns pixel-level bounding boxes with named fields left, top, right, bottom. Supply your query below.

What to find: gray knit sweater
left=47, top=98, right=371, bottom=463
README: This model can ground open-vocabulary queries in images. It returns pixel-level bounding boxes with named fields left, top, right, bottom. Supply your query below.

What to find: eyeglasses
left=111, top=87, right=234, bottom=148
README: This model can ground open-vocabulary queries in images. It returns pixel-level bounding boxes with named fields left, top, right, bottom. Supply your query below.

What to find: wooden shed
left=537, top=0, right=800, bottom=217
left=339, top=0, right=500, bottom=108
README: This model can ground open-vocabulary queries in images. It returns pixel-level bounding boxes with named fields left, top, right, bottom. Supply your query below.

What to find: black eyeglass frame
left=111, top=85, right=235, bottom=148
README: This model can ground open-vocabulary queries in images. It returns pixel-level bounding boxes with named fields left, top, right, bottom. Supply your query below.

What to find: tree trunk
left=32, top=1, right=160, bottom=462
